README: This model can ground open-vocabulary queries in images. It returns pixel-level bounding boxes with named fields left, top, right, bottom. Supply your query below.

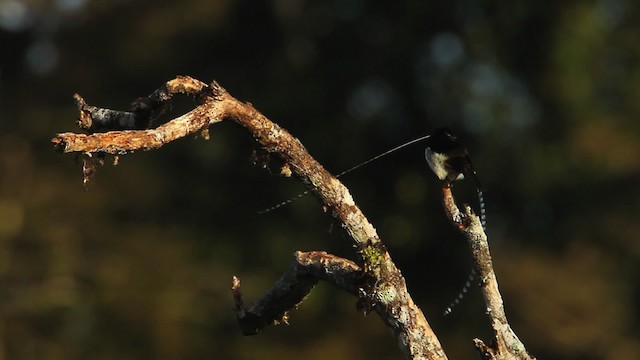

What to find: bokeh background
left=1, top=0, right=639, bottom=359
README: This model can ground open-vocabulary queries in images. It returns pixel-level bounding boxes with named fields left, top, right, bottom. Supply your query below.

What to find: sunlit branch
left=441, top=185, right=534, bottom=360
left=52, top=76, right=447, bottom=360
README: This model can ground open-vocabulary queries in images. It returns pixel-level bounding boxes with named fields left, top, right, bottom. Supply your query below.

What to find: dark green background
left=1, top=0, right=639, bottom=359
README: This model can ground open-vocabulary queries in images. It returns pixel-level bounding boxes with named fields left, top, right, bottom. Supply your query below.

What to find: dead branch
left=442, top=185, right=535, bottom=360
left=231, top=251, right=361, bottom=335
left=53, top=77, right=215, bottom=154
left=53, top=76, right=537, bottom=360
left=52, top=76, right=447, bottom=360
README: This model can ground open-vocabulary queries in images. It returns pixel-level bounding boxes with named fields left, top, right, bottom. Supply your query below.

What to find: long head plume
left=258, top=134, right=432, bottom=214
left=257, top=128, right=487, bottom=316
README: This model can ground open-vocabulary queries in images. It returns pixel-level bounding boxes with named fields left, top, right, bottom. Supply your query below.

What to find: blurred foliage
left=1, top=0, right=639, bottom=359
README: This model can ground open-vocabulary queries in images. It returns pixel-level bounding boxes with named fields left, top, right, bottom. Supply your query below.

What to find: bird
left=424, top=128, right=487, bottom=316
left=424, top=127, right=483, bottom=190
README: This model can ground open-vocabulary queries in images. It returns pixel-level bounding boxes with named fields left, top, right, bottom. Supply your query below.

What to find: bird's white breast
left=425, top=148, right=464, bottom=182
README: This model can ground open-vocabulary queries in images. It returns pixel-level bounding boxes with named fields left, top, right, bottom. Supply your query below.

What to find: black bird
left=424, top=127, right=483, bottom=190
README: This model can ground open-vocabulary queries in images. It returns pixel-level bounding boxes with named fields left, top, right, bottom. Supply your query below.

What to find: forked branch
left=53, top=76, right=534, bottom=360
left=53, top=76, right=446, bottom=360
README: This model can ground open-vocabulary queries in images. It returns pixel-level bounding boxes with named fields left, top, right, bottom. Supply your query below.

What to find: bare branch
left=441, top=185, right=535, bottom=360
left=52, top=77, right=217, bottom=154
left=231, top=251, right=361, bottom=335
left=53, top=104, right=220, bottom=154
left=52, top=77, right=447, bottom=359
left=74, top=76, right=209, bottom=132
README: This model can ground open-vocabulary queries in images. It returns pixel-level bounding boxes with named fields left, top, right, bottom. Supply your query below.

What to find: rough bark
left=53, top=76, right=533, bottom=360
left=442, top=186, right=535, bottom=360
left=231, top=251, right=361, bottom=336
